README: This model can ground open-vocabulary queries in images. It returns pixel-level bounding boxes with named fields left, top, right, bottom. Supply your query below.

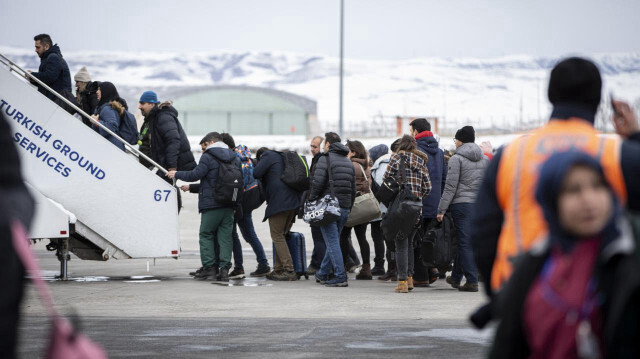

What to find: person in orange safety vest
left=471, top=57, right=640, bottom=297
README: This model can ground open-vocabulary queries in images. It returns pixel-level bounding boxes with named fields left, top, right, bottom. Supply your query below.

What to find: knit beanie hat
left=548, top=57, right=602, bottom=117
left=455, top=126, right=475, bottom=143
left=74, top=66, right=91, bottom=82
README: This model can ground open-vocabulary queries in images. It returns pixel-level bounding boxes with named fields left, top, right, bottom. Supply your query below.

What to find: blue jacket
left=95, top=102, right=125, bottom=151
left=31, top=44, right=72, bottom=101
left=415, top=132, right=447, bottom=218
left=253, top=150, right=302, bottom=221
left=175, top=145, right=240, bottom=213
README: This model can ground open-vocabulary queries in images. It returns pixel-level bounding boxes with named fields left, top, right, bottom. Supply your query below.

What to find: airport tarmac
left=17, top=192, right=493, bottom=358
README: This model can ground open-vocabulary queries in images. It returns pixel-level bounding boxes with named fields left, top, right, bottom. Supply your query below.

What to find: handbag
left=345, top=164, right=382, bottom=227
left=375, top=165, right=401, bottom=208
left=303, top=154, right=341, bottom=226
left=381, top=155, right=423, bottom=241
left=11, top=221, right=108, bottom=359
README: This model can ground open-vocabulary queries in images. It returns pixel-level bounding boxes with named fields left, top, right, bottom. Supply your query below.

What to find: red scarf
left=414, top=131, right=434, bottom=140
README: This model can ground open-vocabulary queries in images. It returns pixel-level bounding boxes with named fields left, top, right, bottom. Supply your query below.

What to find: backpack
left=211, top=156, right=244, bottom=206
left=421, top=212, right=457, bottom=272
left=279, top=151, right=310, bottom=192
left=118, top=110, right=139, bottom=145
left=234, top=145, right=257, bottom=191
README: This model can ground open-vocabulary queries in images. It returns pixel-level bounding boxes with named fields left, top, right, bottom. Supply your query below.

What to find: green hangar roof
left=170, top=85, right=317, bottom=136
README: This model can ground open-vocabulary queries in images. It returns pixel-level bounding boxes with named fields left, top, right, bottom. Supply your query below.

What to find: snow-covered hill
left=2, top=46, right=639, bottom=133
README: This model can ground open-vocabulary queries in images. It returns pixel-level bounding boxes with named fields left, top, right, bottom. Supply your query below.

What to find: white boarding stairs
left=0, top=54, right=181, bottom=279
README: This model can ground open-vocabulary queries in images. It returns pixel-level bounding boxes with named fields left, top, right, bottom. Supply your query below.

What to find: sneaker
left=217, top=267, right=230, bottom=282
left=371, top=265, right=386, bottom=276
left=315, top=273, right=328, bottom=284
left=446, top=276, right=460, bottom=289
left=250, top=264, right=271, bottom=277
left=458, top=282, right=479, bottom=292
left=271, top=270, right=299, bottom=281
left=194, top=266, right=217, bottom=280
left=325, top=277, right=348, bottom=287
left=306, top=265, right=319, bottom=275
left=229, top=267, right=245, bottom=279
left=189, top=266, right=204, bottom=277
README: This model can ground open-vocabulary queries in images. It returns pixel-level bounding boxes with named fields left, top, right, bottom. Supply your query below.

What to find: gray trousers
left=394, top=231, right=415, bottom=281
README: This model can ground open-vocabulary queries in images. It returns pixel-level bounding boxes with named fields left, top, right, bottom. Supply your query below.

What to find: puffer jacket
left=416, top=131, right=447, bottom=218
left=253, top=150, right=302, bottom=220
left=31, top=44, right=72, bottom=101
left=147, top=102, right=196, bottom=172
left=310, top=143, right=356, bottom=209
left=95, top=101, right=125, bottom=151
left=351, top=157, right=372, bottom=194
left=438, top=142, right=489, bottom=214
left=174, top=143, right=240, bottom=213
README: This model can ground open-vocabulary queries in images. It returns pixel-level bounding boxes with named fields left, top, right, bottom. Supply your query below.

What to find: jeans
left=231, top=211, right=269, bottom=269
left=370, top=221, right=386, bottom=267
left=317, top=208, right=351, bottom=281
left=310, top=225, right=326, bottom=269
left=395, top=230, right=416, bottom=281
left=340, top=223, right=370, bottom=265
left=450, top=203, right=478, bottom=284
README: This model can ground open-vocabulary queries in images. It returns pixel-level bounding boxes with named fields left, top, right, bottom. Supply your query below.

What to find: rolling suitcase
left=273, top=231, right=309, bottom=279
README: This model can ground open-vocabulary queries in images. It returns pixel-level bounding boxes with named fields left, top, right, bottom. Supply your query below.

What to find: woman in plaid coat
left=383, top=135, right=432, bottom=293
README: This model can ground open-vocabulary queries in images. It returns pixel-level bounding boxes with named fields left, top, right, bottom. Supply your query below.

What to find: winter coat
left=416, top=132, right=448, bottom=218
left=253, top=150, right=303, bottom=221
left=438, top=143, right=488, bottom=214
left=351, top=157, right=372, bottom=194
left=138, top=119, right=152, bottom=168
left=384, top=150, right=432, bottom=200
left=31, top=44, right=72, bottom=101
left=147, top=102, right=196, bottom=172
left=95, top=101, right=125, bottom=151
left=371, top=153, right=391, bottom=217
left=174, top=144, right=240, bottom=213
left=309, top=143, right=356, bottom=209
left=77, top=81, right=99, bottom=124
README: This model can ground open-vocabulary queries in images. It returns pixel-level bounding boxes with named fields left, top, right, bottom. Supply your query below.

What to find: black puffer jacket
left=147, top=102, right=196, bottom=171
left=253, top=150, right=302, bottom=221
left=174, top=144, right=240, bottom=213
left=78, top=81, right=99, bottom=125
left=31, top=44, right=72, bottom=101
left=310, top=143, right=356, bottom=209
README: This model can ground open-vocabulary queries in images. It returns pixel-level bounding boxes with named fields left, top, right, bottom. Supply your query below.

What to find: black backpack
left=211, top=157, right=244, bottom=206
left=421, top=212, right=457, bottom=272
left=279, top=151, right=310, bottom=192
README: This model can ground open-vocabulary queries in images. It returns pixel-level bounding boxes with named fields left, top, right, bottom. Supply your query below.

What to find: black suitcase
left=421, top=212, right=457, bottom=273
left=272, top=232, right=309, bottom=279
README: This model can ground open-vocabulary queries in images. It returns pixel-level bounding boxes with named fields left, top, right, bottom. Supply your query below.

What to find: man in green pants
left=168, top=132, right=242, bottom=282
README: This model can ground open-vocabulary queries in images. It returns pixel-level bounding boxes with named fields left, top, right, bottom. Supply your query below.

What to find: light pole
left=338, top=0, right=344, bottom=137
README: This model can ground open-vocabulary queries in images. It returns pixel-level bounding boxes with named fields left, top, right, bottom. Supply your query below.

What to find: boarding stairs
left=0, top=54, right=181, bottom=279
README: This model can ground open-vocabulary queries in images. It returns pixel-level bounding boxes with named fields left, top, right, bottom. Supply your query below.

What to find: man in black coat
left=309, top=132, right=356, bottom=287
left=253, top=147, right=303, bottom=281
left=27, top=34, right=72, bottom=102
left=137, top=91, right=196, bottom=175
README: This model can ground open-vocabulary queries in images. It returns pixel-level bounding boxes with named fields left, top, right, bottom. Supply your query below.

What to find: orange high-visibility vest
left=492, top=119, right=627, bottom=291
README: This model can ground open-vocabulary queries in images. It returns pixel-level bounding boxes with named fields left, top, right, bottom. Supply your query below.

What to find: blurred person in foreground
left=489, top=151, right=640, bottom=359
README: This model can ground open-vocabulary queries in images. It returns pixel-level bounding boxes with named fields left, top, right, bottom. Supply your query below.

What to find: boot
left=194, top=266, right=217, bottom=280
left=371, top=264, right=386, bottom=276
left=356, top=263, right=373, bottom=280
left=217, top=267, right=229, bottom=282
left=408, top=276, right=414, bottom=291
left=378, top=259, right=397, bottom=281
left=395, top=280, right=409, bottom=293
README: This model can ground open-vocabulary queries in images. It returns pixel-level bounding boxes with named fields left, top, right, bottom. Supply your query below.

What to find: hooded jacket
left=253, top=150, right=303, bottom=220
left=174, top=142, right=240, bottom=213
left=489, top=152, right=640, bottom=359
left=416, top=131, right=448, bottom=218
left=31, top=44, right=72, bottom=101
left=438, top=142, right=488, bottom=214
left=146, top=102, right=196, bottom=172
left=351, top=157, right=372, bottom=194
left=95, top=100, right=126, bottom=151
left=310, top=143, right=356, bottom=209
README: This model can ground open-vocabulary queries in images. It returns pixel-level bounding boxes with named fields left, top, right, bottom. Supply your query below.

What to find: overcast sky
left=1, top=0, right=639, bottom=59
